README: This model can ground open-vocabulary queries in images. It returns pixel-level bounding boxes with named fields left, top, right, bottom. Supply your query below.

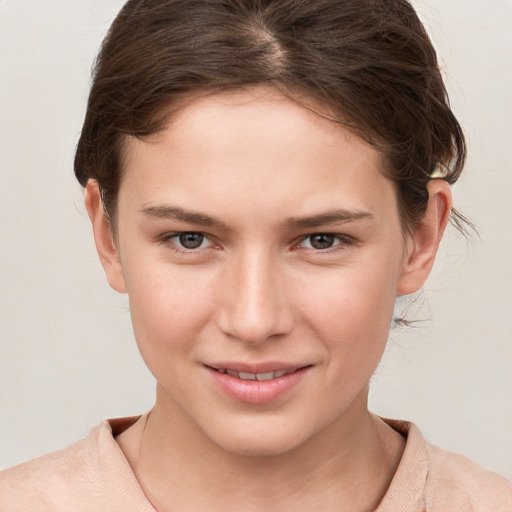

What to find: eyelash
left=159, top=232, right=214, bottom=254
left=296, top=233, right=354, bottom=253
left=158, top=231, right=354, bottom=255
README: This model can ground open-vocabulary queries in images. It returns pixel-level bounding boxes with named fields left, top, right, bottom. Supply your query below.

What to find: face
left=90, top=88, right=443, bottom=456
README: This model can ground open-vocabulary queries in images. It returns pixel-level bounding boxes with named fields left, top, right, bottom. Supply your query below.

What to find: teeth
left=219, top=368, right=294, bottom=380
left=255, top=372, right=275, bottom=381
left=239, top=371, right=257, bottom=380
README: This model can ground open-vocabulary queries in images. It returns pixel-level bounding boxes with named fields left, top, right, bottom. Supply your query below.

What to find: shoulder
left=0, top=416, right=153, bottom=512
left=0, top=436, right=92, bottom=510
left=425, top=443, right=512, bottom=511
left=379, top=418, right=512, bottom=512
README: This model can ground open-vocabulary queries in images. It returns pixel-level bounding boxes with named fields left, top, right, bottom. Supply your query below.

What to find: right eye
left=304, top=234, right=337, bottom=250
left=177, top=233, right=206, bottom=249
left=161, top=232, right=213, bottom=252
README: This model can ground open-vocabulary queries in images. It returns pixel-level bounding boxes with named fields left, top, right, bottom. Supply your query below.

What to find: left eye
left=299, top=234, right=346, bottom=250
left=167, top=233, right=211, bottom=250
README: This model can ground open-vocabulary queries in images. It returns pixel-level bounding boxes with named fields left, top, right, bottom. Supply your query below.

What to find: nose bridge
left=219, top=245, right=291, bottom=344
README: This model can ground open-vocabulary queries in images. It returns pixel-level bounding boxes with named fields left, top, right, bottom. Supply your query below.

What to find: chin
left=213, top=434, right=304, bottom=458
left=202, top=417, right=313, bottom=458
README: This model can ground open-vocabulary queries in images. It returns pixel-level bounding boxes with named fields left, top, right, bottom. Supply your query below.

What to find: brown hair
left=74, top=0, right=466, bottom=233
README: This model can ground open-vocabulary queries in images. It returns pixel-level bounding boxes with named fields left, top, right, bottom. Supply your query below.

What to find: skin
left=86, top=87, right=451, bottom=511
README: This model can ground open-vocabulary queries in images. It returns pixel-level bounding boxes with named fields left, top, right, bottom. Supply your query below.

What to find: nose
left=217, top=249, right=293, bottom=345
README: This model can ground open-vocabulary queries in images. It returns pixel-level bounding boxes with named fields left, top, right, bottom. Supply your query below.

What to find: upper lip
left=205, top=362, right=311, bottom=374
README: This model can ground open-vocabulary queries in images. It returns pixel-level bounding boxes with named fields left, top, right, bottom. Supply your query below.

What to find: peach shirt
left=1, top=415, right=511, bottom=511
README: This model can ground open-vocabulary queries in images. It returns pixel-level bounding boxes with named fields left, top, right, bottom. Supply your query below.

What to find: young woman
left=1, top=0, right=511, bottom=510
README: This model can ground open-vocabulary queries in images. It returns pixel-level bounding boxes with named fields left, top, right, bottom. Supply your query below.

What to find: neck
left=118, top=387, right=405, bottom=512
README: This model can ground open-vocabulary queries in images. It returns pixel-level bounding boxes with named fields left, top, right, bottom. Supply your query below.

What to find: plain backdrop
left=0, top=0, right=511, bottom=478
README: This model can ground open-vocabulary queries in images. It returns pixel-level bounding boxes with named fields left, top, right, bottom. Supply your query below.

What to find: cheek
left=125, top=261, right=217, bottom=364
left=296, top=261, right=399, bottom=362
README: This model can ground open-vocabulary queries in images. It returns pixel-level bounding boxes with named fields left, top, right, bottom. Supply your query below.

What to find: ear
left=397, top=180, right=452, bottom=295
left=84, top=180, right=127, bottom=294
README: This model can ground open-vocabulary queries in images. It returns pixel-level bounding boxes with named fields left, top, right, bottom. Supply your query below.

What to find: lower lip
left=207, top=367, right=310, bottom=404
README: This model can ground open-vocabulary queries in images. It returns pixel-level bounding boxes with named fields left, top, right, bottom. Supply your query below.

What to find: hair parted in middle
left=74, top=0, right=466, bottom=233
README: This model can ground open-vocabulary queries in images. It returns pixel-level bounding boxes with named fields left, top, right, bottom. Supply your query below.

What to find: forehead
left=119, top=87, right=397, bottom=224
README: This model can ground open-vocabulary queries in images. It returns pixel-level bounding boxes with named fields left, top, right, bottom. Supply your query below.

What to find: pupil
left=311, top=234, right=334, bottom=250
left=179, top=233, right=204, bottom=249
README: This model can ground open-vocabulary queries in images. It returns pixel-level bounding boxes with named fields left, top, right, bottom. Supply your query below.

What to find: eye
left=162, top=232, right=212, bottom=251
left=178, top=233, right=206, bottom=249
left=299, top=233, right=350, bottom=251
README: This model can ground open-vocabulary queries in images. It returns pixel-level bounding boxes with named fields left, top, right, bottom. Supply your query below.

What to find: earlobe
left=397, top=180, right=452, bottom=295
left=84, top=181, right=128, bottom=294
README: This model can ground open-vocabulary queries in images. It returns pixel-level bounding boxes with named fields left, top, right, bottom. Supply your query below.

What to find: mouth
left=205, top=363, right=312, bottom=404
left=206, top=364, right=311, bottom=404
left=209, top=367, right=300, bottom=381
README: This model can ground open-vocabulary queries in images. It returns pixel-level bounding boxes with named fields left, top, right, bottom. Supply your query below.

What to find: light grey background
left=1, top=1, right=511, bottom=478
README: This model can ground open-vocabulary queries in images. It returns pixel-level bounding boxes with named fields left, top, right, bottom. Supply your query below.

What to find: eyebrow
left=285, top=209, right=374, bottom=228
left=140, top=204, right=373, bottom=230
left=140, top=205, right=229, bottom=228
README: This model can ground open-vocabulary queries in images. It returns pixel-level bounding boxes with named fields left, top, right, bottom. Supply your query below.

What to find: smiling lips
left=207, top=365, right=310, bottom=404
left=216, top=368, right=296, bottom=381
